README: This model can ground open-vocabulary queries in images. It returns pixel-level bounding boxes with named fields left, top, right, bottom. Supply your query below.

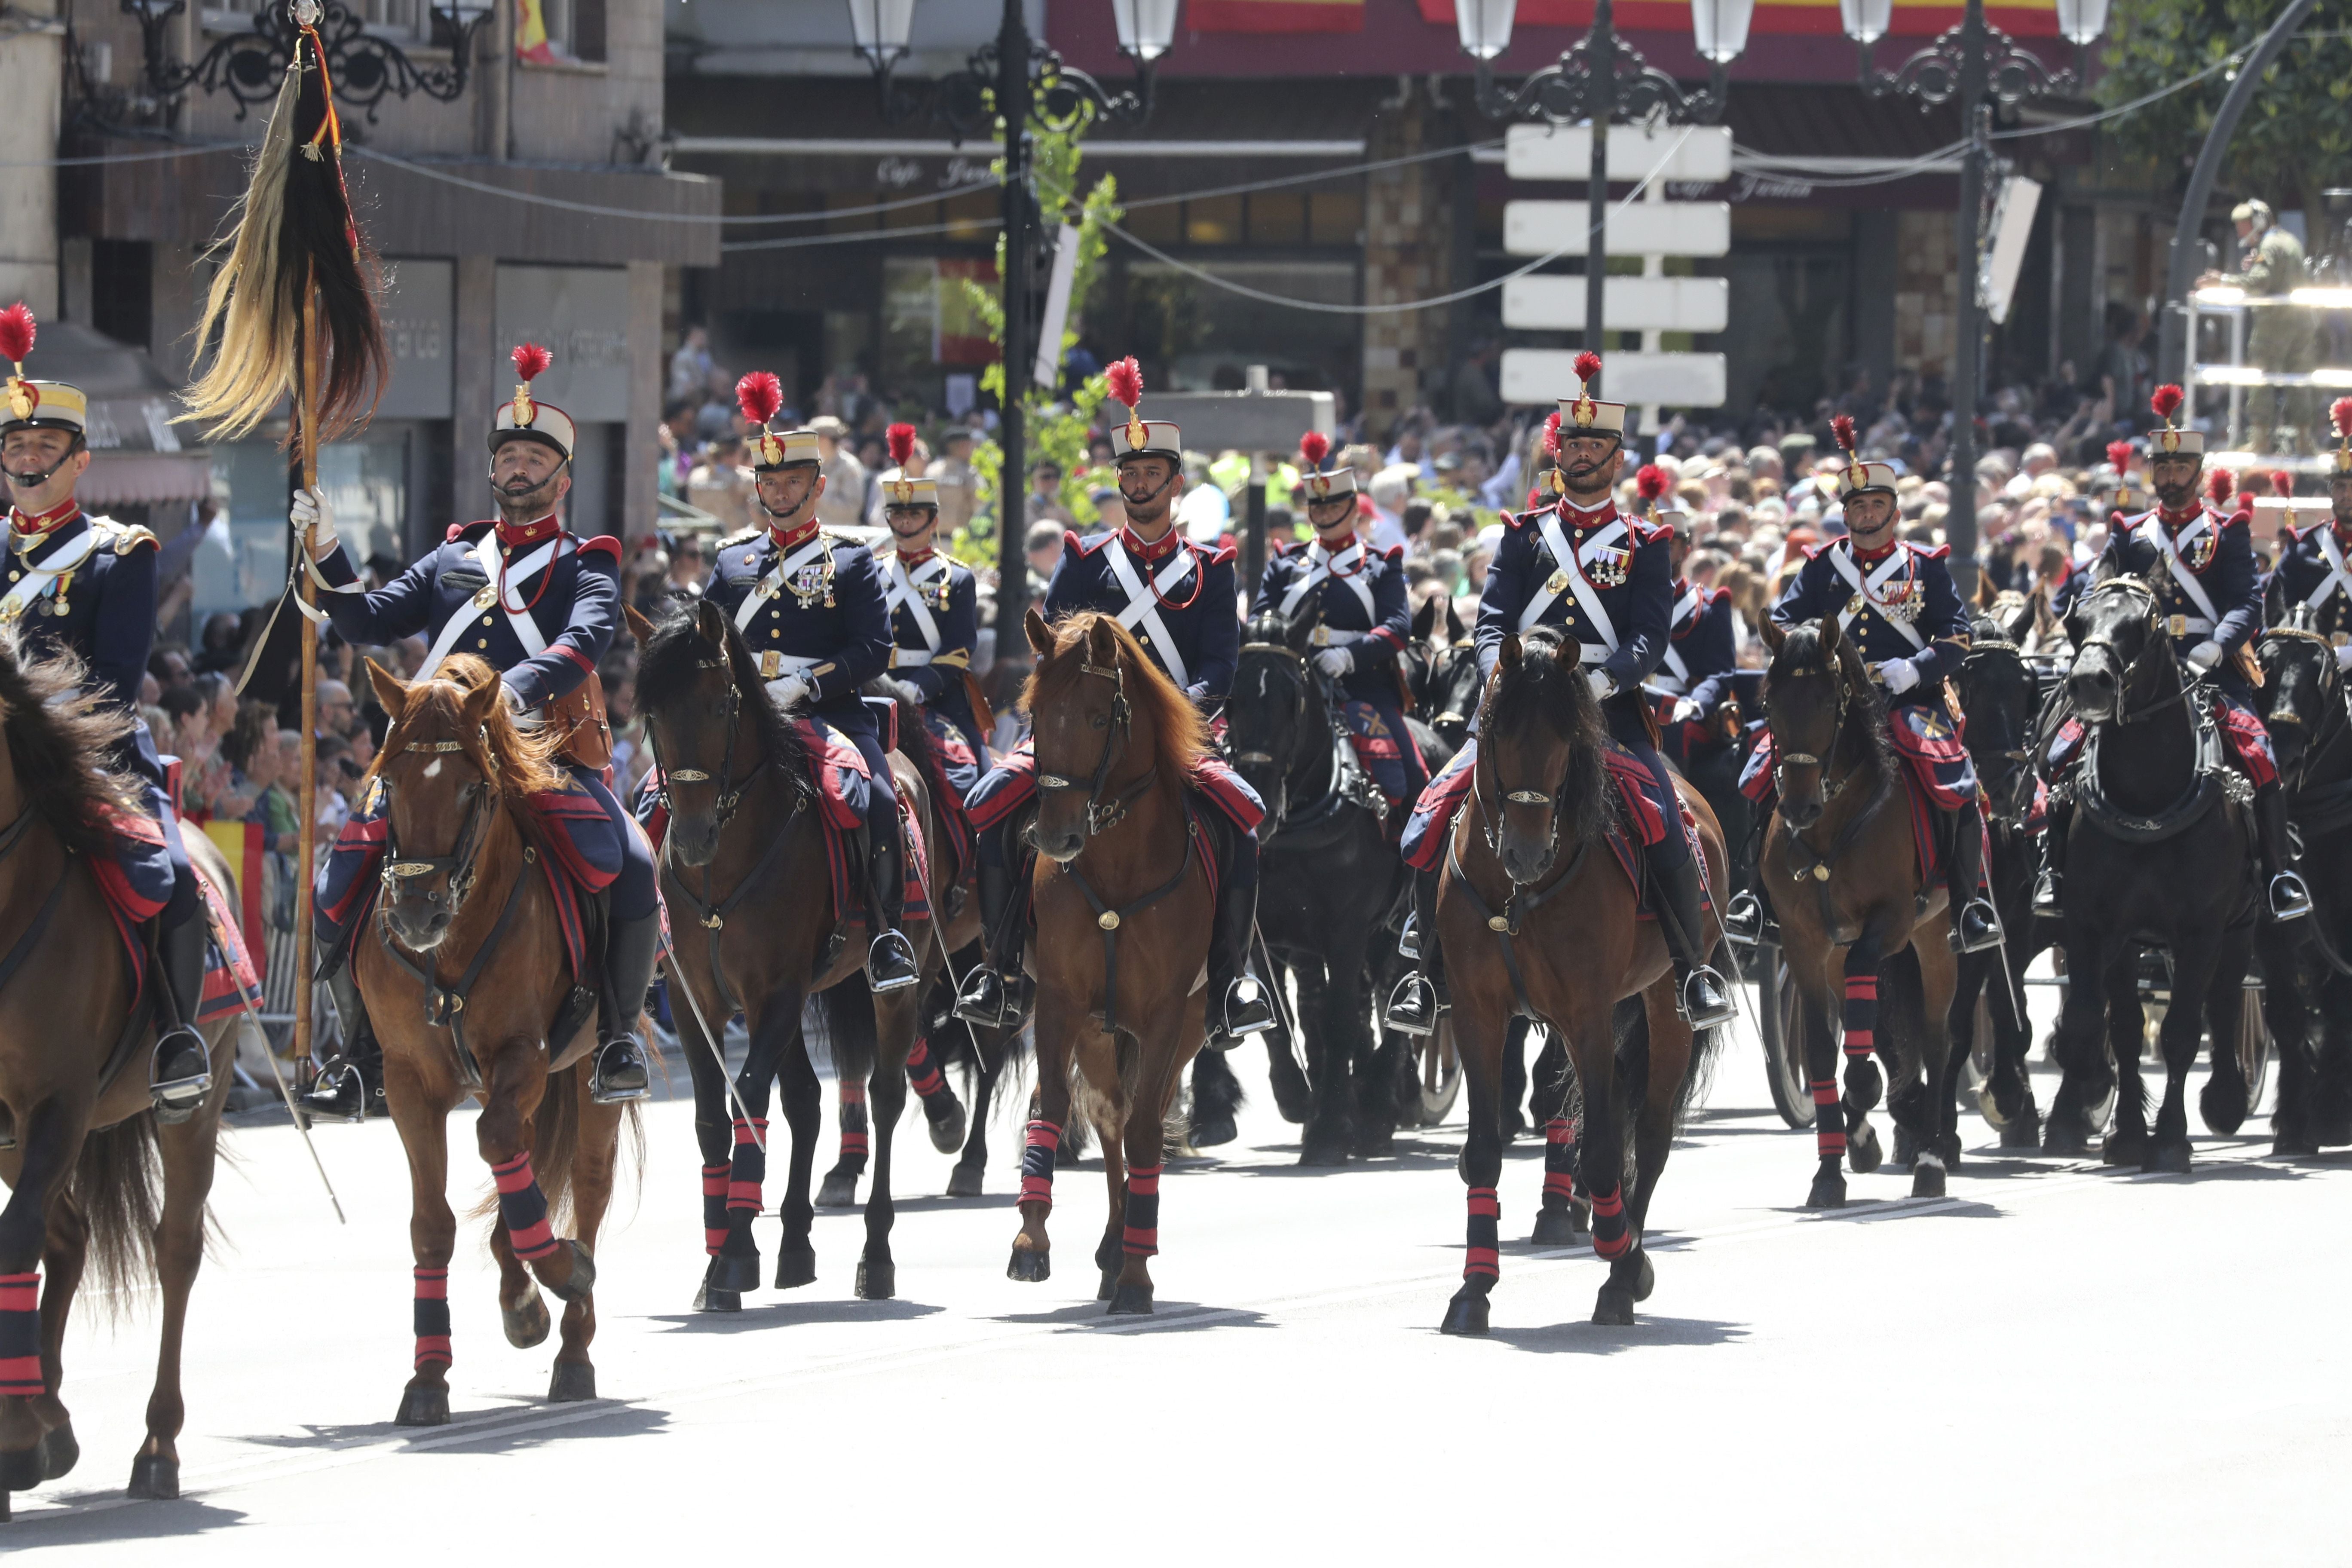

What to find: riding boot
left=1207, top=830, right=1275, bottom=1047
left=591, top=910, right=659, bottom=1104
left=954, top=818, right=1029, bottom=1026
left=1654, top=854, right=1740, bottom=1030
left=862, top=815, right=920, bottom=992
left=2258, top=784, right=2314, bottom=922
left=301, top=962, right=373, bottom=1123
left=1384, top=867, right=1447, bottom=1037
left=1721, top=889, right=1766, bottom=946
left=1945, top=802, right=2003, bottom=953
left=148, top=915, right=212, bottom=1125
left=2033, top=801, right=2068, bottom=917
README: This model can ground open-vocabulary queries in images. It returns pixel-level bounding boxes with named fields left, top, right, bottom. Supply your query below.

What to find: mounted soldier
left=1252, top=429, right=1426, bottom=815
left=1641, top=467, right=1737, bottom=773
left=0, top=303, right=209, bottom=1118
left=954, top=355, right=1274, bottom=1044
left=2265, top=398, right=2352, bottom=650
left=2037, top=383, right=2309, bottom=923
left=1764, top=415, right=2002, bottom=953
left=700, top=373, right=919, bottom=992
left=298, top=343, right=659, bottom=1118
left=1386, top=351, right=1736, bottom=1037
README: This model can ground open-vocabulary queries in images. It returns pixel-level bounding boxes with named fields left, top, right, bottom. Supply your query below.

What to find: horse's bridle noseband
left=2072, top=576, right=2201, bottom=726
left=1038, top=652, right=1152, bottom=837
left=380, top=731, right=497, bottom=929
left=648, top=655, right=773, bottom=835
left=1476, top=728, right=1573, bottom=879
left=1769, top=656, right=1852, bottom=803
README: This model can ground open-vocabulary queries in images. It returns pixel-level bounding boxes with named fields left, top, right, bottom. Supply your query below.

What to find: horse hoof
left=503, top=1289, right=551, bottom=1349
left=1007, top=1246, right=1050, bottom=1283
left=1191, top=1113, right=1238, bottom=1149
left=126, top=1451, right=178, bottom=1500
left=2313, top=1113, right=2352, bottom=1147
left=2101, top=1131, right=2146, bottom=1167
left=2043, top=1119, right=2090, bottom=1158
left=1106, top=1282, right=1154, bottom=1316
left=854, top=1258, right=895, bottom=1300
left=2200, top=1078, right=2249, bottom=1137
left=693, top=1283, right=742, bottom=1313
left=1623, top=1249, right=1656, bottom=1303
left=394, top=1383, right=451, bottom=1428
left=548, top=1361, right=597, bottom=1403
left=815, top=1175, right=860, bottom=1209
left=926, top=1104, right=968, bottom=1155
left=946, top=1164, right=984, bottom=1199
left=709, top=1252, right=760, bottom=1295
left=1911, top=1157, right=1947, bottom=1200
left=1097, top=1266, right=1120, bottom=1302
left=2000, top=1111, right=2042, bottom=1150
left=37, top=1420, right=76, bottom=1481
left=2272, top=1134, right=2320, bottom=1159
left=1592, top=1286, right=1636, bottom=1326
left=0, top=1446, right=40, bottom=1493
left=1847, top=1120, right=1883, bottom=1175
left=1806, top=1171, right=1847, bottom=1210
left=1298, top=1143, right=1349, bottom=1169
left=542, top=1240, right=597, bottom=1304
left=1438, top=1291, right=1490, bottom=1336
left=1530, top=1208, right=1587, bottom=1247
left=2144, top=1139, right=2193, bottom=1176
left=1939, top=1132, right=1963, bottom=1168
left=775, top=1248, right=817, bottom=1290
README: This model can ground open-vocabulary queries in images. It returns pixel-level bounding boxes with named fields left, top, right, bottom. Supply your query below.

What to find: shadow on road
left=4, top=1497, right=247, bottom=1544
left=990, top=1299, right=1273, bottom=1335
left=226, top=1399, right=671, bottom=1454
left=643, top=1297, right=945, bottom=1333
left=1481, top=1315, right=1750, bottom=1354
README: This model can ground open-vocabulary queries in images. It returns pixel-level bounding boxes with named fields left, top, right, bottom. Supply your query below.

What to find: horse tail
left=817, top=977, right=879, bottom=1084
left=532, top=1067, right=584, bottom=1225
left=71, top=1113, right=164, bottom=1315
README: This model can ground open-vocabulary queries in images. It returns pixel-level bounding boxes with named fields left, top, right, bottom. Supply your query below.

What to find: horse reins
left=1769, top=650, right=1892, bottom=931
left=1452, top=732, right=1590, bottom=1020
left=1960, top=629, right=2037, bottom=831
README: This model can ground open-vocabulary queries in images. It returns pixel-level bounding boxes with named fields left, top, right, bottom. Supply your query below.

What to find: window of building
left=539, top=0, right=606, bottom=62
left=1308, top=191, right=1363, bottom=248
left=1248, top=194, right=1307, bottom=246
left=1124, top=200, right=1181, bottom=246
left=1185, top=195, right=1243, bottom=246
left=943, top=190, right=997, bottom=244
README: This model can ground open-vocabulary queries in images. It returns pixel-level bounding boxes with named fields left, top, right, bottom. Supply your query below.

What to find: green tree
left=2098, top=0, right=2352, bottom=211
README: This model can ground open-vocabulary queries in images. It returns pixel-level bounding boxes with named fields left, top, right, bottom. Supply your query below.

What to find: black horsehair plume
left=182, top=0, right=386, bottom=442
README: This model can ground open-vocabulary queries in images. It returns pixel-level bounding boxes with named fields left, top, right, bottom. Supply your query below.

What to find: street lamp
left=1846, top=0, right=2095, bottom=591
left=122, top=0, right=499, bottom=121
left=1462, top=0, right=1752, bottom=400
left=853, top=0, right=1166, bottom=671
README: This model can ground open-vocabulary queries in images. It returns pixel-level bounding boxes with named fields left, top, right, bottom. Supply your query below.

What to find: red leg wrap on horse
left=413, top=1266, right=452, bottom=1370
left=491, top=1154, right=560, bottom=1262
left=1464, top=1186, right=1501, bottom=1280
left=1812, top=1080, right=1847, bottom=1158
left=1589, top=1185, right=1631, bottom=1259
left=1844, top=972, right=1877, bottom=1060
left=0, top=1271, right=39, bottom=1396
left=1020, top=1119, right=1061, bottom=1210
left=906, top=1038, right=948, bottom=1099
left=1542, top=1116, right=1578, bottom=1200
left=701, top=1162, right=729, bottom=1255
left=1122, top=1164, right=1162, bottom=1256
left=728, top=1117, right=768, bottom=1212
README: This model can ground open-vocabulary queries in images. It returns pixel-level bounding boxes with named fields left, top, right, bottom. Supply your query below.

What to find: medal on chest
left=784, top=550, right=836, bottom=609
left=2180, top=530, right=2217, bottom=572
left=1582, top=537, right=1632, bottom=588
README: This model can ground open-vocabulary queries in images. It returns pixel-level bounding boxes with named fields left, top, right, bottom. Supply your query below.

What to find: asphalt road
left=8, top=981, right=2350, bottom=1563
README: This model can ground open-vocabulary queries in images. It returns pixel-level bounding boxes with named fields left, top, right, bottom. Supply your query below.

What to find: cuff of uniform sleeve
left=314, top=542, right=359, bottom=589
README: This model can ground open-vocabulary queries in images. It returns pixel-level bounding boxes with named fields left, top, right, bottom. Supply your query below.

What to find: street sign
left=1504, top=201, right=1730, bottom=258
left=1502, top=275, right=1729, bottom=334
left=1504, top=124, right=1735, bottom=185
left=1981, top=175, right=2042, bottom=326
left=1501, top=349, right=1726, bottom=410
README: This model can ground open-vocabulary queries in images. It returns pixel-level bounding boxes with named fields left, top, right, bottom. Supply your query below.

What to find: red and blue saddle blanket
left=1340, top=699, right=1424, bottom=805
left=1740, top=700, right=1980, bottom=884
left=2044, top=692, right=2277, bottom=789
left=1400, top=740, right=1708, bottom=918
left=89, top=806, right=261, bottom=1023
left=916, top=707, right=978, bottom=870
left=965, top=736, right=1267, bottom=836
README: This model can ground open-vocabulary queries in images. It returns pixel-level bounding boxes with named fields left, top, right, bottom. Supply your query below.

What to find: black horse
left=1227, top=609, right=1430, bottom=1163
left=1403, top=594, right=1480, bottom=758
left=2251, top=627, right=2350, bottom=1154
left=2046, top=575, right=2257, bottom=1170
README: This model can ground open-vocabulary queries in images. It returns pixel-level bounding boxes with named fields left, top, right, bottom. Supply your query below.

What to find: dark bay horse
left=1008, top=609, right=1215, bottom=1314
left=2045, top=576, right=2255, bottom=1172
left=1227, top=609, right=1412, bottom=1164
left=358, top=656, right=635, bottom=1423
left=0, top=638, right=238, bottom=1512
left=1435, top=628, right=1728, bottom=1332
left=1403, top=593, right=1480, bottom=756
left=627, top=601, right=942, bottom=1311
left=2250, top=626, right=2346, bottom=1154
left=1757, top=617, right=1959, bottom=1207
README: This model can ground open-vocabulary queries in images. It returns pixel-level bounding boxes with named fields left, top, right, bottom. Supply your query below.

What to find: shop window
left=829, top=191, right=881, bottom=235
left=1250, top=194, right=1306, bottom=246
left=1309, top=191, right=1363, bottom=247
left=1125, top=200, right=1181, bottom=246
left=944, top=190, right=997, bottom=243
left=1186, top=196, right=1242, bottom=246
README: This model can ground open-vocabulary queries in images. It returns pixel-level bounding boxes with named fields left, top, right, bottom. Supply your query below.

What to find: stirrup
left=953, top=966, right=1013, bottom=1027
left=2269, top=870, right=2313, bottom=923
left=1721, top=891, right=1764, bottom=947
left=1397, top=912, right=1421, bottom=962
left=1213, top=975, right=1276, bottom=1045
left=1951, top=897, right=2005, bottom=954
left=1677, top=965, right=1740, bottom=1030
left=299, top=1055, right=368, bottom=1124
left=1384, top=973, right=1441, bottom=1037
left=866, top=929, right=920, bottom=992
left=149, top=1026, right=211, bottom=1125
left=2031, top=867, right=2061, bottom=917
left=590, top=1036, right=651, bottom=1105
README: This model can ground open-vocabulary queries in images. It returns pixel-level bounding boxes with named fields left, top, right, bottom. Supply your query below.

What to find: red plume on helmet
left=1572, top=350, right=1602, bottom=388
left=1106, top=355, right=1144, bottom=410
left=2334, top=396, right=2352, bottom=440
left=1635, top=463, right=1670, bottom=502
left=887, top=422, right=917, bottom=468
left=0, top=303, right=33, bottom=370
left=511, top=343, right=552, bottom=384
left=1830, top=413, right=1858, bottom=456
left=2107, top=440, right=2134, bottom=471
left=1542, top=410, right=1564, bottom=455
left=735, top=371, right=782, bottom=428
left=2151, top=383, right=2186, bottom=423
left=2270, top=470, right=2295, bottom=498
left=2207, top=468, right=2235, bottom=505
left=1298, top=430, right=1329, bottom=469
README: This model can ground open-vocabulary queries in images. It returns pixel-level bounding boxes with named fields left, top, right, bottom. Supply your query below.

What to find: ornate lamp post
left=853, top=0, right=1170, bottom=658
left=123, top=0, right=497, bottom=121
left=1460, top=0, right=1752, bottom=401
left=1845, top=0, right=2103, bottom=588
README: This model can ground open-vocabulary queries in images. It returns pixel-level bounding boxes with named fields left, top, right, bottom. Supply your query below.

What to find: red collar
left=2334, top=521, right=2352, bottom=546
left=769, top=518, right=821, bottom=551
left=894, top=545, right=937, bottom=569
left=2156, top=503, right=2207, bottom=530
left=1557, top=497, right=1616, bottom=527
left=1121, top=524, right=1185, bottom=564
left=9, top=499, right=80, bottom=543
left=1314, top=526, right=1361, bottom=559
left=1850, top=538, right=1901, bottom=565
left=496, top=514, right=561, bottom=550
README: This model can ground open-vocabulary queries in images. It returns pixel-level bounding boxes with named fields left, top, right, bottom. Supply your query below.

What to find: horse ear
left=1087, top=614, right=1120, bottom=668
left=624, top=604, right=658, bottom=646
left=1758, top=616, right=1786, bottom=655
left=1411, top=594, right=1436, bottom=643
left=1446, top=597, right=1467, bottom=644
left=364, top=657, right=408, bottom=721
left=2006, top=590, right=2037, bottom=644
left=1818, top=615, right=1842, bottom=659
left=1499, top=633, right=1522, bottom=671
left=1285, top=609, right=1317, bottom=655
left=461, top=669, right=502, bottom=729
left=1024, top=606, right=1054, bottom=659
left=695, top=596, right=729, bottom=649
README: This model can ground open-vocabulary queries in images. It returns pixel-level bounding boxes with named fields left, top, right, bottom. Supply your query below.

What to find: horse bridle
left=1769, top=653, right=1853, bottom=803
left=1475, top=724, right=1572, bottom=877
left=380, top=732, right=498, bottom=931
left=647, top=653, right=772, bottom=835
left=2074, top=576, right=2199, bottom=726
left=1960, top=629, right=2036, bottom=828
left=2258, top=625, right=2352, bottom=791
left=1037, top=651, right=1152, bottom=837
left=1231, top=639, right=1311, bottom=773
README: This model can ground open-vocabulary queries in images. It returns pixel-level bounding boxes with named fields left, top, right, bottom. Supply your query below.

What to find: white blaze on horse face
left=423, top=759, right=444, bottom=780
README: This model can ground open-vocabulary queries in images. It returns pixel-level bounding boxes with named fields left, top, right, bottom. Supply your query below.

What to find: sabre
left=659, top=844, right=766, bottom=1153
left=222, top=945, right=346, bottom=1225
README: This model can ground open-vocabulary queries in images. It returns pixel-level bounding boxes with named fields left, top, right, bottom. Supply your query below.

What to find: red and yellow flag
left=1193, top=0, right=1364, bottom=33
left=514, top=0, right=557, bottom=62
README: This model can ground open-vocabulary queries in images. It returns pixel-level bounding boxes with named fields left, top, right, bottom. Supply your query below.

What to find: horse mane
left=1026, top=611, right=1209, bottom=792
left=1477, top=626, right=1611, bottom=848
left=371, top=654, right=565, bottom=798
left=0, top=630, right=143, bottom=859
left=634, top=600, right=817, bottom=784
left=1767, top=621, right=1893, bottom=774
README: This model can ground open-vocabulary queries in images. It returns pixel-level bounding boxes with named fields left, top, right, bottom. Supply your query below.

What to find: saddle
left=2068, top=700, right=2245, bottom=845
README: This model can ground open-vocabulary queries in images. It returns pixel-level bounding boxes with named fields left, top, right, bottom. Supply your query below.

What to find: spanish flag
left=200, top=819, right=269, bottom=979
left=514, top=0, right=557, bottom=63
left=1193, top=0, right=1364, bottom=32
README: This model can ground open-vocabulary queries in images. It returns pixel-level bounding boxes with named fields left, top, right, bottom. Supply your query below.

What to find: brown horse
left=1756, top=616, right=1959, bottom=1207
left=627, top=600, right=946, bottom=1311
left=357, top=654, right=634, bottom=1424
left=1434, top=628, right=1728, bottom=1333
left=0, top=635, right=239, bottom=1514
left=1006, top=609, right=1216, bottom=1315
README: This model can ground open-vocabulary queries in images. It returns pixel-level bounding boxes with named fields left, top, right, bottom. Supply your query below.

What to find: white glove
left=1874, top=658, right=1920, bottom=695
left=2335, top=641, right=2352, bottom=672
left=2187, top=640, right=2224, bottom=674
left=1314, top=647, right=1353, bottom=678
left=1587, top=668, right=1614, bottom=700
left=499, top=682, right=526, bottom=716
left=291, top=487, right=337, bottom=558
left=766, top=674, right=813, bottom=710
left=1671, top=698, right=1701, bottom=724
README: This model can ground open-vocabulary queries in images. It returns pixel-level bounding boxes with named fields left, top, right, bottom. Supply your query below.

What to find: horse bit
left=1037, top=653, right=1151, bottom=838
left=380, top=732, right=498, bottom=940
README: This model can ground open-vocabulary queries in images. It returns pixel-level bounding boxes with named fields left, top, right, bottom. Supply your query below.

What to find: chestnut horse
left=1756, top=616, right=1959, bottom=1208
left=0, top=637, right=237, bottom=1513
left=1007, top=610, right=1215, bottom=1315
left=358, top=655, right=635, bottom=1424
left=627, top=600, right=944, bottom=1312
left=1435, top=628, right=1729, bottom=1333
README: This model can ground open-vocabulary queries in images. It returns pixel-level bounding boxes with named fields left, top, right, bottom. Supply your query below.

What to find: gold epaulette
left=93, top=518, right=159, bottom=555
left=717, top=527, right=763, bottom=550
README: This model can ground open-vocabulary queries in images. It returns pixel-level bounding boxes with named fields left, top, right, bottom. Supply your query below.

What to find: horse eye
left=1091, top=714, right=1109, bottom=729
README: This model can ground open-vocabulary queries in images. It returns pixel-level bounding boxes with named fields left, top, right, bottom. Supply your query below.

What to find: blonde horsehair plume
left=183, top=63, right=301, bottom=440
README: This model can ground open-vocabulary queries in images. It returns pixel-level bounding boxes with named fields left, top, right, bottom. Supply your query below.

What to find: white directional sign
left=1504, top=123, right=1734, bottom=184
left=1502, top=275, right=1729, bottom=334
left=1501, top=348, right=1726, bottom=410
left=1504, top=201, right=1731, bottom=258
